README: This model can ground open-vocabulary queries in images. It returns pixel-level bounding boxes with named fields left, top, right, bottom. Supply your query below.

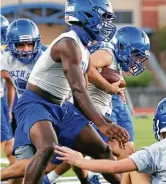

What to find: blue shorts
left=13, top=89, right=90, bottom=154
left=1, top=95, right=13, bottom=142
left=106, top=95, right=134, bottom=142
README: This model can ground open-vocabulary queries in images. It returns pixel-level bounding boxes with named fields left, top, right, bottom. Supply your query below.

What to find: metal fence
left=128, top=87, right=166, bottom=108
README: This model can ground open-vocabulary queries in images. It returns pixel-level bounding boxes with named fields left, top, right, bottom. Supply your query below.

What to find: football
left=100, top=67, right=126, bottom=88
left=100, top=67, right=121, bottom=84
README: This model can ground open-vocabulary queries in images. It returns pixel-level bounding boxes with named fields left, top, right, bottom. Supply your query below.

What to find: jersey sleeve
left=129, top=147, right=157, bottom=174
left=99, top=42, right=114, bottom=55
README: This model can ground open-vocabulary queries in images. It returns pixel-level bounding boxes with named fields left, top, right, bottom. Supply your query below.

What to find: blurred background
left=1, top=0, right=166, bottom=115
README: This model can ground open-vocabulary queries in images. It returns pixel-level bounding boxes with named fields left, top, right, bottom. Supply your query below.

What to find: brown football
left=100, top=67, right=126, bottom=88
left=100, top=67, right=121, bottom=84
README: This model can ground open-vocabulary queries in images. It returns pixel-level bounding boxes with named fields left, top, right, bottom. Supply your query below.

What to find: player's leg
left=13, top=90, right=63, bottom=184
left=1, top=149, right=62, bottom=182
left=129, top=172, right=151, bottom=184
left=72, top=153, right=94, bottom=184
left=60, top=102, right=121, bottom=183
left=3, top=139, right=15, bottom=164
left=1, top=117, right=22, bottom=184
left=1, top=133, right=38, bottom=182
left=23, top=120, right=59, bottom=184
left=1, top=96, right=22, bottom=184
left=106, top=97, right=135, bottom=159
left=44, top=151, right=91, bottom=184
left=120, top=173, right=131, bottom=184
left=1, top=159, right=29, bottom=180
left=72, top=124, right=121, bottom=184
left=43, top=160, right=71, bottom=184
left=72, top=165, right=91, bottom=184
left=1, top=95, right=15, bottom=164
left=115, top=102, right=135, bottom=159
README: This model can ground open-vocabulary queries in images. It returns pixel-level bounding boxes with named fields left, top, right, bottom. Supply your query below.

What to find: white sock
left=47, top=171, right=59, bottom=184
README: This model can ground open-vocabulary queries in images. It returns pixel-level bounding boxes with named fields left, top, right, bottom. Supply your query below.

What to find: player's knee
left=4, top=139, right=14, bottom=152
left=10, top=160, right=28, bottom=177
left=4, top=140, right=14, bottom=163
left=38, top=144, right=55, bottom=157
left=98, top=144, right=112, bottom=159
left=16, top=160, right=27, bottom=174
left=5, top=149, right=13, bottom=160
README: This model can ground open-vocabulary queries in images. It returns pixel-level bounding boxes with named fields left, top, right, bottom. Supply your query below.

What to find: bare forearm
left=73, top=88, right=107, bottom=127
left=76, top=159, right=117, bottom=173
left=65, top=64, right=107, bottom=127
left=88, top=66, right=113, bottom=94
left=6, top=80, right=15, bottom=111
left=76, top=158, right=137, bottom=174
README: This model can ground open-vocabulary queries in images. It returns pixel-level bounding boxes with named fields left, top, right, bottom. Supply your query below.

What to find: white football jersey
left=0, top=51, right=39, bottom=98
left=129, top=139, right=166, bottom=184
left=29, top=30, right=90, bottom=99
left=88, top=42, right=122, bottom=115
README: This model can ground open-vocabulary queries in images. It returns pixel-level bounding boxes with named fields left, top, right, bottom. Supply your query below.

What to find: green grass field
left=1, top=115, right=156, bottom=177
left=134, top=115, right=155, bottom=150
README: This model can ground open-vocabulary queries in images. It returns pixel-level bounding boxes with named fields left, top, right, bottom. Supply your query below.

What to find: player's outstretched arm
left=55, top=146, right=137, bottom=174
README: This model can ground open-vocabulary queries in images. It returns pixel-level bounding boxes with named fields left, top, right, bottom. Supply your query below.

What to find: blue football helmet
left=111, top=26, right=150, bottom=76
left=153, top=98, right=166, bottom=141
left=1, top=15, right=9, bottom=45
left=65, top=0, right=116, bottom=42
left=6, top=18, right=41, bottom=64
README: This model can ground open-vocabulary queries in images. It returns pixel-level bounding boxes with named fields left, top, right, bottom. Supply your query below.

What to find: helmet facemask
left=8, top=37, right=40, bottom=64
left=6, top=19, right=41, bottom=64
left=90, top=6, right=116, bottom=42
left=117, top=43, right=150, bottom=76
